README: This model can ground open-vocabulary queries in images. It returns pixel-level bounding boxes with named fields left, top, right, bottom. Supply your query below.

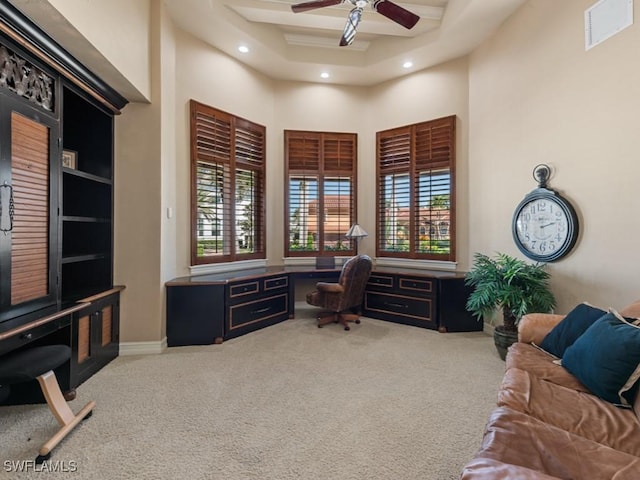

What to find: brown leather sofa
left=461, top=300, right=640, bottom=479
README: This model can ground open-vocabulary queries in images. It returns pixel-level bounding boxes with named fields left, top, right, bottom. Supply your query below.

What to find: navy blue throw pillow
left=562, top=311, right=640, bottom=406
left=539, top=303, right=606, bottom=358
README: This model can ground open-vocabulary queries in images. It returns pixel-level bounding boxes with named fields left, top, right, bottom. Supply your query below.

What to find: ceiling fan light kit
left=291, top=0, right=420, bottom=47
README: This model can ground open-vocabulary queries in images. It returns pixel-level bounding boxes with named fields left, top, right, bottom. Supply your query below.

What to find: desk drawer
left=229, top=281, right=259, bottom=298
left=228, top=293, right=289, bottom=333
left=367, top=274, right=394, bottom=289
left=228, top=275, right=289, bottom=303
left=264, top=276, right=288, bottom=291
left=0, top=316, right=71, bottom=356
left=364, top=291, right=435, bottom=328
left=398, top=277, right=433, bottom=294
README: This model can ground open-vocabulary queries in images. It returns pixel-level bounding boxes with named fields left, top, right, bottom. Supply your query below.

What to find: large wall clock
left=512, top=164, right=579, bottom=262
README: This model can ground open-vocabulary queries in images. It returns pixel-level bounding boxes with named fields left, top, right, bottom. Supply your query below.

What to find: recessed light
left=320, top=72, right=330, bottom=79
left=403, top=61, right=413, bottom=69
left=238, top=45, right=249, bottom=53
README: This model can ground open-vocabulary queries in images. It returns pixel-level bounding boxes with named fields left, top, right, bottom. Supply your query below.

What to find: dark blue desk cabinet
left=363, top=268, right=481, bottom=333
left=165, top=266, right=479, bottom=346
left=166, top=267, right=340, bottom=346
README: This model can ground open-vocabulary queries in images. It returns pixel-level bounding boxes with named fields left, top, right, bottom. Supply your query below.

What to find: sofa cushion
left=506, top=342, right=589, bottom=392
left=497, top=368, right=640, bottom=456
left=539, top=302, right=606, bottom=357
left=461, top=458, right=561, bottom=480
left=562, top=310, right=640, bottom=406
left=470, top=407, right=640, bottom=480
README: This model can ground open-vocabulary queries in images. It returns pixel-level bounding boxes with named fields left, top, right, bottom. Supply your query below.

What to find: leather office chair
left=0, top=345, right=95, bottom=463
left=306, top=254, right=373, bottom=330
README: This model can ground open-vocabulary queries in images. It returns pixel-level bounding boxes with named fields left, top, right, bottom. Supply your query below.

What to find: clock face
left=512, top=191, right=578, bottom=262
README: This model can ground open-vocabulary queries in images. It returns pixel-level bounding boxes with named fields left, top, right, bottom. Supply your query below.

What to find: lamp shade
left=345, top=223, right=368, bottom=239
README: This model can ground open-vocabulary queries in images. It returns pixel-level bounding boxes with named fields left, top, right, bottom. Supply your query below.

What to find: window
left=376, top=115, right=455, bottom=261
left=285, top=130, right=357, bottom=257
left=190, top=100, right=265, bottom=265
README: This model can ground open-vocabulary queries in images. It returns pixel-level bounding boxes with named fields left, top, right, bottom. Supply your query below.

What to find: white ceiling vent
left=585, top=0, right=634, bottom=50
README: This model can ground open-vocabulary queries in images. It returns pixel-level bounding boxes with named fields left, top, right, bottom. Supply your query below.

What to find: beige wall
left=113, top=0, right=169, bottom=343
left=46, top=0, right=151, bottom=100
left=468, top=0, right=640, bottom=312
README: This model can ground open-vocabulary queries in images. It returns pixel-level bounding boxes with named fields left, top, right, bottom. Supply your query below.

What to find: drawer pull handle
left=20, top=333, right=33, bottom=340
left=252, top=307, right=271, bottom=314
left=385, top=302, right=408, bottom=309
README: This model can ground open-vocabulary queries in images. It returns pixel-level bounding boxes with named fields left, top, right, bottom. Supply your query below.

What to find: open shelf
left=60, top=85, right=114, bottom=302
left=62, top=86, right=113, bottom=179
left=61, top=258, right=112, bottom=302
left=62, top=173, right=112, bottom=219
left=62, top=167, right=112, bottom=185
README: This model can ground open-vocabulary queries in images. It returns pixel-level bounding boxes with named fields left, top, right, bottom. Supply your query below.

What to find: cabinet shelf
left=62, top=167, right=112, bottom=185
left=63, top=216, right=110, bottom=223
left=62, top=253, right=108, bottom=264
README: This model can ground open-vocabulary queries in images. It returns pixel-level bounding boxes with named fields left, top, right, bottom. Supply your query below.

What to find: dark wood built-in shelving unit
left=0, top=1, right=128, bottom=404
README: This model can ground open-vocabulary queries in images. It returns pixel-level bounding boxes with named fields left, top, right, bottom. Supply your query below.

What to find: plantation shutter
left=285, top=131, right=356, bottom=257
left=234, top=118, right=265, bottom=257
left=377, top=127, right=411, bottom=255
left=190, top=100, right=265, bottom=264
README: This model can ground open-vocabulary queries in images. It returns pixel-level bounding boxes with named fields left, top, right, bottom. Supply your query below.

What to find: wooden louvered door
left=0, top=96, right=59, bottom=321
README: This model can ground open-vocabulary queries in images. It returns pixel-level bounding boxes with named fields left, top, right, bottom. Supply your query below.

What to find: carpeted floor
left=1, top=305, right=504, bottom=479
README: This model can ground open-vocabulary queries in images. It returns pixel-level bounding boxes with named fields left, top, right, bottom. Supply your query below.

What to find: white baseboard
left=119, top=338, right=167, bottom=356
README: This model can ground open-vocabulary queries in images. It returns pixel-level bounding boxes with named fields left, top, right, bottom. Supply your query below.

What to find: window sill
left=375, top=257, right=457, bottom=271
left=189, top=259, right=267, bottom=276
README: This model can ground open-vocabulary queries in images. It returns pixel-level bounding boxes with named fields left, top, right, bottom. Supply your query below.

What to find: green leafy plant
left=465, top=252, right=556, bottom=332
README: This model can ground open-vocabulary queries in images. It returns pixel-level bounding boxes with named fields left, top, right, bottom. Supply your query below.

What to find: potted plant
left=465, top=252, right=556, bottom=360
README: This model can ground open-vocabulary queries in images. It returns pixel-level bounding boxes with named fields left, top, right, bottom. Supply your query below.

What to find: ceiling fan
left=290, top=0, right=420, bottom=47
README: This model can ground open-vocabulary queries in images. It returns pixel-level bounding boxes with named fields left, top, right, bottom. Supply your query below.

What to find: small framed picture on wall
left=62, top=149, right=77, bottom=169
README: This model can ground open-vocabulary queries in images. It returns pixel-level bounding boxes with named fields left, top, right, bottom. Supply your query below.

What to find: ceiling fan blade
left=339, top=6, right=363, bottom=46
left=291, top=0, right=344, bottom=14
left=373, top=0, right=420, bottom=29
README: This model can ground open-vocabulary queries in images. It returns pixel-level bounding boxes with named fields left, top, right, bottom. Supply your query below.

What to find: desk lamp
left=345, top=223, right=368, bottom=254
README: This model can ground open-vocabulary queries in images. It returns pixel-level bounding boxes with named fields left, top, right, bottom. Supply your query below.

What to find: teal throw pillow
left=562, top=310, right=640, bottom=406
left=539, top=303, right=606, bottom=358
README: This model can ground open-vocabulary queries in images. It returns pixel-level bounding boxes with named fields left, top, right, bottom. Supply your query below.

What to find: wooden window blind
left=377, top=115, right=455, bottom=261
left=285, top=131, right=357, bottom=257
left=190, top=100, right=265, bottom=265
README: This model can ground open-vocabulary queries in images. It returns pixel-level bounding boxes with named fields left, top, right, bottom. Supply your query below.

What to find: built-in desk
left=165, top=267, right=340, bottom=346
left=165, top=265, right=480, bottom=346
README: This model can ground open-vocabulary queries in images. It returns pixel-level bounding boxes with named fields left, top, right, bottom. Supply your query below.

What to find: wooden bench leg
left=36, top=371, right=95, bottom=462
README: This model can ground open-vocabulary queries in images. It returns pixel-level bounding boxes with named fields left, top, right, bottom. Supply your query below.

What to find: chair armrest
left=316, top=282, right=344, bottom=294
left=518, top=313, right=565, bottom=345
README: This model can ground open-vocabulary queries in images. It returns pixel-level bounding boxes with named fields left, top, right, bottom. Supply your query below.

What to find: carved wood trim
left=0, top=2, right=127, bottom=113
left=0, top=44, right=54, bottom=111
